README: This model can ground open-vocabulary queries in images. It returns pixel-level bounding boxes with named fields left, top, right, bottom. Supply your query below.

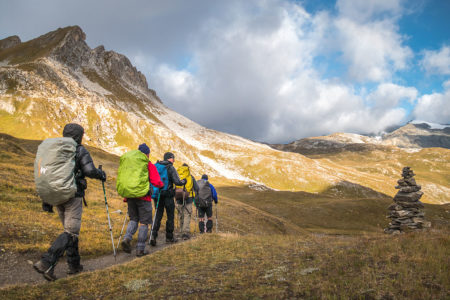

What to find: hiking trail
left=0, top=234, right=190, bottom=288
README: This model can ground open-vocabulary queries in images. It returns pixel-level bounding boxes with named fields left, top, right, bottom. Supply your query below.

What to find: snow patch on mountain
left=410, top=120, right=449, bottom=130
left=198, top=154, right=255, bottom=183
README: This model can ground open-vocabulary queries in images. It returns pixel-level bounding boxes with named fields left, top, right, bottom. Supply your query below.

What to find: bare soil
left=0, top=234, right=190, bottom=288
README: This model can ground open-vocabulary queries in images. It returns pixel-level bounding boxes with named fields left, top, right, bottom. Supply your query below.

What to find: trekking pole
left=99, top=165, right=116, bottom=260
left=149, top=192, right=161, bottom=245
left=193, top=199, right=197, bottom=234
left=215, top=203, right=218, bottom=233
left=116, top=211, right=128, bottom=253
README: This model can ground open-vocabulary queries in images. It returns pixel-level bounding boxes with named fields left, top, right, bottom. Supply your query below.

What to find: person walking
left=33, top=123, right=106, bottom=281
left=175, top=163, right=199, bottom=240
left=196, top=174, right=218, bottom=233
left=120, top=143, right=163, bottom=257
left=150, top=152, right=186, bottom=246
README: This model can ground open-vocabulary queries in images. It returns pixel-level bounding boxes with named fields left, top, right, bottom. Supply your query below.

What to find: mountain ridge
left=1, top=26, right=449, bottom=203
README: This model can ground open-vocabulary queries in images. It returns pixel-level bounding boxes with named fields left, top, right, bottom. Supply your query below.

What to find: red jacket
left=124, top=161, right=164, bottom=202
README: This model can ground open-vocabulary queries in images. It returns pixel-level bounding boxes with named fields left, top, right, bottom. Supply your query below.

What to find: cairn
left=384, top=167, right=430, bottom=234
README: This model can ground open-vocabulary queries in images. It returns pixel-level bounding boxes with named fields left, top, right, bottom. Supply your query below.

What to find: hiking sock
left=137, top=224, right=149, bottom=251
left=206, top=220, right=213, bottom=232
left=124, top=220, right=138, bottom=241
left=42, top=232, right=71, bottom=266
left=199, top=221, right=205, bottom=233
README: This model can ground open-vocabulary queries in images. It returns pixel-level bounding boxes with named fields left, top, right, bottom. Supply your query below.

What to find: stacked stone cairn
left=384, top=167, right=431, bottom=234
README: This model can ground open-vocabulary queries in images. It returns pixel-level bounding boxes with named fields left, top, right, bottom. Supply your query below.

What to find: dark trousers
left=152, top=194, right=175, bottom=239
left=198, top=206, right=213, bottom=233
left=42, top=232, right=80, bottom=267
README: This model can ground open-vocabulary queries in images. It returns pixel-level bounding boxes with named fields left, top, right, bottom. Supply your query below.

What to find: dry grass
left=0, top=134, right=449, bottom=299
left=1, top=230, right=449, bottom=299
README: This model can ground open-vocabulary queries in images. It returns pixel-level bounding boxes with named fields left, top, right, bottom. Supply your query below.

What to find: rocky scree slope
left=0, top=26, right=448, bottom=203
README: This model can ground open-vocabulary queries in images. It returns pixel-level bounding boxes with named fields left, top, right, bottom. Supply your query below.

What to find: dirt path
left=0, top=234, right=189, bottom=288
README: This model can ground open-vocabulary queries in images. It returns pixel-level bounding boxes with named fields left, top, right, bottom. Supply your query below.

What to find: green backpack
left=116, top=150, right=150, bottom=198
left=34, top=137, right=78, bottom=205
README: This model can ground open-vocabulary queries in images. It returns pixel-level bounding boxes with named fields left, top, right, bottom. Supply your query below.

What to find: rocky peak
left=0, top=35, right=21, bottom=51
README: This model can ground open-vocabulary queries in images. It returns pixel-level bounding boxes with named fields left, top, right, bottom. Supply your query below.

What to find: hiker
left=150, top=152, right=186, bottom=246
left=33, top=123, right=106, bottom=281
left=120, top=143, right=164, bottom=256
left=196, top=174, right=218, bottom=233
left=175, top=163, right=199, bottom=240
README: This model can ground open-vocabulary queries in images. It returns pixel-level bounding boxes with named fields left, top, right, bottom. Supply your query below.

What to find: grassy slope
left=1, top=232, right=449, bottom=299
left=0, top=134, right=299, bottom=255
left=1, top=134, right=449, bottom=299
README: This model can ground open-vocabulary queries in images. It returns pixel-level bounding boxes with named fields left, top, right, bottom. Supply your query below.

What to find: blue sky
left=0, top=0, right=449, bottom=142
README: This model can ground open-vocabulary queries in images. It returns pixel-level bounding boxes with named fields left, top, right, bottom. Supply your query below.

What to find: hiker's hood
left=159, top=160, right=172, bottom=166
left=176, top=165, right=190, bottom=180
left=63, top=123, right=84, bottom=144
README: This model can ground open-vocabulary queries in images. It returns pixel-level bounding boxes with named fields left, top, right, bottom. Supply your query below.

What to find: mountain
left=271, top=122, right=450, bottom=156
left=0, top=26, right=449, bottom=203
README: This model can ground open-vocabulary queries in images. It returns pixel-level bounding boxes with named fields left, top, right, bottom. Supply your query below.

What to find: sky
left=0, top=0, right=449, bottom=143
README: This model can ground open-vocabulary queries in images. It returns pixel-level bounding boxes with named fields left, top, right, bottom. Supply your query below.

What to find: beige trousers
left=176, top=202, right=192, bottom=235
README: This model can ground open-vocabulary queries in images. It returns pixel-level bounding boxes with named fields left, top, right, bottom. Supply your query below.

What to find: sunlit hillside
left=1, top=26, right=449, bottom=203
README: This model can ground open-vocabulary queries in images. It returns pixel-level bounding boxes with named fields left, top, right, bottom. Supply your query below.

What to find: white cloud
left=421, top=45, right=450, bottom=75
left=367, top=83, right=418, bottom=109
left=413, top=82, right=450, bottom=124
left=150, top=0, right=416, bottom=142
left=336, top=0, right=404, bottom=22
left=333, top=0, right=412, bottom=82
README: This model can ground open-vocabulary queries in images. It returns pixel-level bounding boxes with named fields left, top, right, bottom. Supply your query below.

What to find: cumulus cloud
left=3, top=0, right=441, bottom=142
left=367, top=83, right=417, bottom=110
left=413, top=81, right=450, bottom=124
left=333, top=0, right=412, bottom=82
left=152, top=1, right=415, bottom=142
left=420, top=45, right=450, bottom=75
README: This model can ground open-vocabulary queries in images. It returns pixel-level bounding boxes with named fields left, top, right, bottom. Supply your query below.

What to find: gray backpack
left=34, top=137, right=77, bottom=205
left=197, top=180, right=212, bottom=208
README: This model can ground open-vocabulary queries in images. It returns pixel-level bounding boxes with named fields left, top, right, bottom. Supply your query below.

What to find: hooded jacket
left=62, top=124, right=104, bottom=197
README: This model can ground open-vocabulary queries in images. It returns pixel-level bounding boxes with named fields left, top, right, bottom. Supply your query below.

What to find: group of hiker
left=32, top=123, right=218, bottom=281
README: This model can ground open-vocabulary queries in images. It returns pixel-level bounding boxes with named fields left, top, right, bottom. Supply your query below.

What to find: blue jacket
left=209, top=182, right=218, bottom=204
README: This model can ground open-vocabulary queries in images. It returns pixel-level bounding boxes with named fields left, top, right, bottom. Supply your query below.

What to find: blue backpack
left=152, top=163, right=170, bottom=199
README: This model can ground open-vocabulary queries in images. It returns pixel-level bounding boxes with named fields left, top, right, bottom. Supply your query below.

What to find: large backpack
left=175, top=165, right=193, bottom=201
left=152, top=162, right=170, bottom=199
left=197, top=180, right=212, bottom=208
left=34, top=137, right=78, bottom=206
left=116, top=150, right=150, bottom=198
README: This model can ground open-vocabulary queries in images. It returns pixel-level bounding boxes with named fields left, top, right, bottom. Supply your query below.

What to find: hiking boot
left=67, top=264, right=83, bottom=275
left=136, top=250, right=149, bottom=257
left=166, top=237, right=178, bottom=243
left=33, top=260, right=49, bottom=274
left=121, top=239, right=132, bottom=253
left=44, top=267, right=57, bottom=281
left=149, top=237, right=156, bottom=247
left=206, top=229, right=212, bottom=233
left=182, top=234, right=190, bottom=240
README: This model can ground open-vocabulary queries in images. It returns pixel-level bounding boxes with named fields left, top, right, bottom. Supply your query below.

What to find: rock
left=0, top=35, right=21, bottom=51
left=398, top=185, right=421, bottom=193
left=27, top=260, right=33, bottom=265
left=385, top=167, right=429, bottom=234
left=405, top=177, right=417, bottom=186
left=300, top=267, right=319, bottom=275
left=395, top=201, right=424, bottom=209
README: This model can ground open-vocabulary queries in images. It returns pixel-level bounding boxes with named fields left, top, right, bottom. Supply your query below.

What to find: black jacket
left=63, top=123, right=103, bottom=197
left=74, top=145, right=103, bottom=197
